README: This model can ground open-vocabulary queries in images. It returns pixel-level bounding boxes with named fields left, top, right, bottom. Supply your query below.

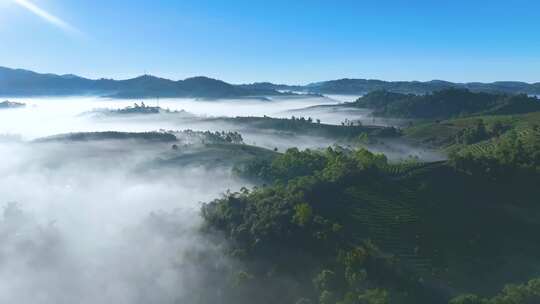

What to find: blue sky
left=0, top=0, right=539, bottom=84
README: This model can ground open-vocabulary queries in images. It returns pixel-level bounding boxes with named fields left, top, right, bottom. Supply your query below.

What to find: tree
left=357, top=289, right=389, bottom=304
left=490, top=121, right=506, bottom=137
left=449, top=294, right=483, bottom=304
left=450, top=277, right=540, bottom=304
left=292, top=203, right=313, bottom=226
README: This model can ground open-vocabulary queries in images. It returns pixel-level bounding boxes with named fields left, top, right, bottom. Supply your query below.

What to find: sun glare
left=10, top=0, right=81, bottom=35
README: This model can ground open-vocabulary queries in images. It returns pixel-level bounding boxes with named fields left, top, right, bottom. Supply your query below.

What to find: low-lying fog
left=0, top=139, right=246, bottom=304
left=0, top=95, right=339, bottom=139
left=0, top=95, right=391, bottom=140
left=0, top=95, right=443, bottom=303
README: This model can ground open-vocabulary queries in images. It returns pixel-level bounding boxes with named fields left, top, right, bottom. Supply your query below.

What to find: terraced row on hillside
left=381, top=161, right=447, bottom=179
left=453, top=125, right=540, bottom=157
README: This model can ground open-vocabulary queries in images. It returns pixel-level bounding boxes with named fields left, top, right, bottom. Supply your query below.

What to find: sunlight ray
left=12, top=0, right=81, bottom=35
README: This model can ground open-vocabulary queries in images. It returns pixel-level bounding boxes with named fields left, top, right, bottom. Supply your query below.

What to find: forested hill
left=195, top=104, right=540, bottom=304
left=202, top=144, right=540, bottom=304
left=349, top=89, right=540, bottom=119
left=240, top=79, right=540, bottom=95
left=0, top=66, right=283, bottom=98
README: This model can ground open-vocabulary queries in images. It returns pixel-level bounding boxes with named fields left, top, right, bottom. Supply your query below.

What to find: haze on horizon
left=0, top=0, right=539, bottom=84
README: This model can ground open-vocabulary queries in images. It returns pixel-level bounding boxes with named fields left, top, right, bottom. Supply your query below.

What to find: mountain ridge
left=243, top=78, right=540, bottom=95
left=1, top=66, right=539, bottom=98
left=0, top=66, right=284, bottom=99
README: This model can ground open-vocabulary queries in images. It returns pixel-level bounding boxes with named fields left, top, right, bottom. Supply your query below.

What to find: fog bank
left=0, top=140, right=245, bottom=304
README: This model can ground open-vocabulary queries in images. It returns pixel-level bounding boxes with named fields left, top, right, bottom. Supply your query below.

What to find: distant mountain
left=237, top=82, right=304, bottom=92
left=303, top=78, right=540, bottom=95
left=2, top=66, right=539, bottom=98
left=239, top=78, right=540, bottom=95
left=0, top=67, right=284, bottom=99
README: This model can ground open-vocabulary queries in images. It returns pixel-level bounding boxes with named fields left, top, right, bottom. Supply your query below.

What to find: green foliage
left=319, top=290, right=337, bottom=304
left=450, top=126, right=540, bottom=178
left=404, top=111, right=540, bottom=148
left=353, top=89, right=540, bottom=119
left=293, top=203, right=313, bottom=226
left=354, top=149, right=388, bottom=169
left=453, top=119, right=511, bottom=145
left=490, top=121, right=507, bottom=137
left=232, top=271, right=255, bottom=287
left=35, top=131, right=177, bottom=142
left=356, top=289, right=390, bottom=304
left=489, top=278, right=540, bottom=304
left=355, top=133, right=372, bottom=144
left=237, top=146, right=388, bottom=183
left=339, top=247, right=369, bottom=286
left=311, top=247, right=392, bottom=304
left=449, top=294, right=483, bottom=304
left=201, top=130, right=244, bottom=144
left=352, top=90, right=406, bottom=109
left=450, top=277, right=540, bottom=304
left=271, top=148, right=327, bottom=181
left=314, top=270, right=338, bottom=292
left=296, top=298, right=314, bottom=304
left=455, top=119, right=489, bottom=144
left=113, top=102, right=161, bottom=114
left=213, top=115, right=401, bottom=142
left=203, top=145, right=540, bottom=304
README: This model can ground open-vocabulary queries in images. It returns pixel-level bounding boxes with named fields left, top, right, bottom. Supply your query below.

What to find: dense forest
left=350, top=89, right=540, bottom=119
left=242, top=79, right=540, bottom=95
left=199, top=140, right=540, bottom=303
left=191, top=90, right=540, bottom=304
left=303, top=79, right=540, bottom=95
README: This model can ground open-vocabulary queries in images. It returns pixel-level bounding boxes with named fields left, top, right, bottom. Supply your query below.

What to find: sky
left=0, top=0, right=539, bottom=84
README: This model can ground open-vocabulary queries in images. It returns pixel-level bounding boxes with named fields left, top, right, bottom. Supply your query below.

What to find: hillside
left=201, top=147, right=540, bottom=304
left=33, top=131, right=178, bottom=143
left=304, top=79, right=540, bottom=95
left=349, top=89, right=540, bottom=119
left=207, top=115, right=401, bottom=140
left=241, top=79, right=540, bottom=95
left=404, top=111, right=540, bottom=148
left=238, top=82, right=304, bottom=92
left=242, top=78, right=540, bottom=95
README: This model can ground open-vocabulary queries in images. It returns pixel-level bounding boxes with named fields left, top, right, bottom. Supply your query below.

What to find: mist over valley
left=2, top=1, right=540, bottom=301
